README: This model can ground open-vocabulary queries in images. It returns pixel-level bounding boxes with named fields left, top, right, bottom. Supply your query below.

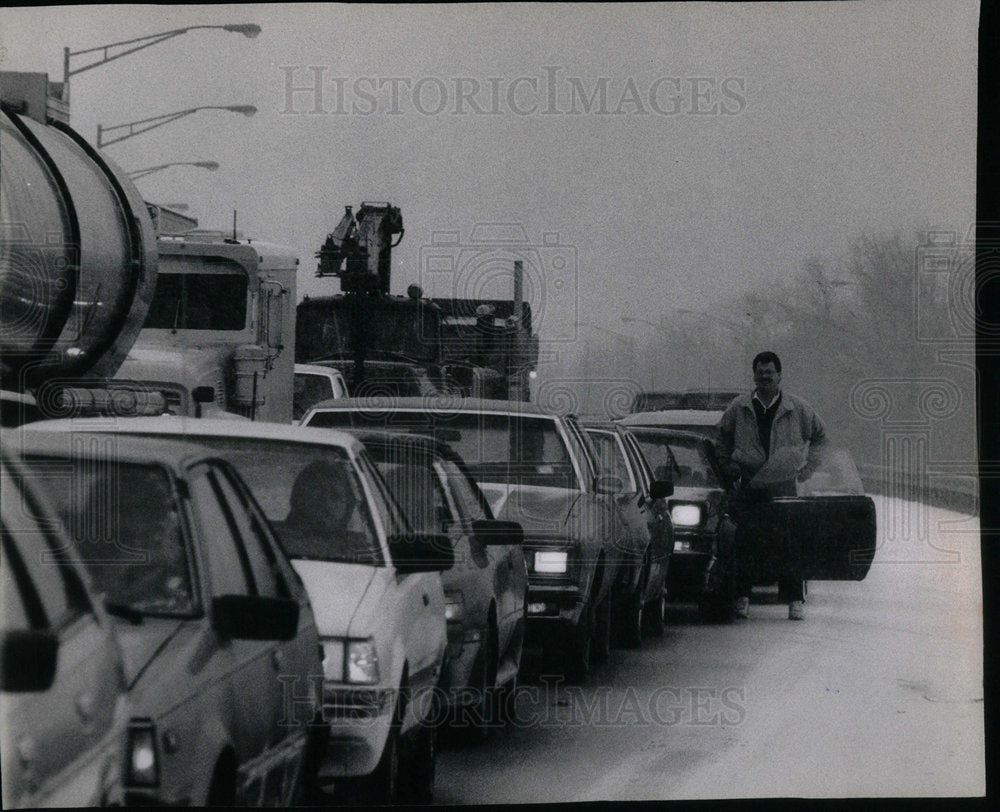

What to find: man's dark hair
left=752, top=351, right=782, bottom=374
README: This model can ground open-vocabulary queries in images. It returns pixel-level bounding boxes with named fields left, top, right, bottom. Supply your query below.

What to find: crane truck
left=295, top=203, right=537, bottom=403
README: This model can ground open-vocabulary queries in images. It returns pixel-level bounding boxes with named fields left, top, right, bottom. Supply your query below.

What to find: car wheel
left=205, top=757, right=237, bottom=807
left=401, top=700, right=437, bottom=804
left=292, top=714, right=329, bottom=805
left=563, top=601, right=593, bottom=682
left=492, top=672, right=519, bottom=726
left=614, top=565, right=645, bottom=649
left=365, top=725, right=401, bottom=804
left=458, top=622, right=497, bottom=743
left=642, top=591, right=666, bottom=637
left=590, top=592, right=612, bottom=666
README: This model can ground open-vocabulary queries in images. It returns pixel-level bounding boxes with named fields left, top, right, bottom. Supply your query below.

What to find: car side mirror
left=595, top=475, right=626, bottom=496
left=472, top=518, right=524, bottom=546
left=212, top=595, right=300, bottom=641
left=0, top=629, right=59, bottom=692
left=649, top=479, right=674, bottom=499
left=390, top=532, right=455, bottom=573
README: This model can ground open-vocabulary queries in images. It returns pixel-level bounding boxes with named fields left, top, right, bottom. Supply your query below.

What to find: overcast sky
left=0, top=2, right=978, bottom=374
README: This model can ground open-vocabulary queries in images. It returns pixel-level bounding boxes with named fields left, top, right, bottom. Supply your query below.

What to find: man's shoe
left=734, top=597, right=750, bottom=619
left=788, top=600, right=804, bottom=620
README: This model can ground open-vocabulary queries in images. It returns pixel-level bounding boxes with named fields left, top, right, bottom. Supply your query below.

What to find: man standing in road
left=717, top=351, right=827, bottom=621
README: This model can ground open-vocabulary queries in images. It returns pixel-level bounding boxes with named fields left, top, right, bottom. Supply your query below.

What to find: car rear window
left=307, top=410, right=581, bottom=489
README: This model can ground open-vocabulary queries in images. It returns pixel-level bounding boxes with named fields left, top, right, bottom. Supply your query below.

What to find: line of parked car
left=1, top=392, right=876, bottom=806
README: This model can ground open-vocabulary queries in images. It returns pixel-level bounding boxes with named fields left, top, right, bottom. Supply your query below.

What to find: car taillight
left=125, top=720, right=159, bottom=787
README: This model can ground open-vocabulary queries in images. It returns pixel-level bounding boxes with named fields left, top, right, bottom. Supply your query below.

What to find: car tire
left=563, top=601, right=593, bottom=682
left=492, top=672, right=518, bottom=726
left=642, top=591, right=666, bottom=637
left=401, top=701, right=436, bottom=804
left=590, top=592, right=612, bottom=666
left=614, top=564, right=646, bottom=649
left=364, top=725, right=401, bottom=804
left=205, top=757, right=237, bottom=807
left=458, top=622, right=497, bottom=744
left=292, top=715, right=329, bottom=805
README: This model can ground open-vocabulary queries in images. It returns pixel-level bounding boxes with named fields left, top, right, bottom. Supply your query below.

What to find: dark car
left=582, top=421, right=674, bottom=645
left=348, top=431, right=527, bottom=737
left=15, top=429, right=326, bottom=806
left=302, top=397, right=634, bottom=681
left=625, top=427, right=737, bottom=613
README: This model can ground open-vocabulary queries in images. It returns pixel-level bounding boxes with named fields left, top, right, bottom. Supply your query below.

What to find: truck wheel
left=563, top=602, right=593, bottom=682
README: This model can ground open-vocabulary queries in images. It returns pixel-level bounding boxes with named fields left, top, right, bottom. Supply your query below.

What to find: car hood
left=478, top=483, right=582, bottom=536
left=114, top=618, right=187, bottom=690
left=291, top=560, right=379, bottom=636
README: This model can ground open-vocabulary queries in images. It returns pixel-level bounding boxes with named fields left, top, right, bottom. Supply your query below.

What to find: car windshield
left=631, top=391, right=684, bottom=412
left=179, top=438, right=384, bottom=566
left=680, top=390, right=741, bottom=410
left=308, top=410, right=580, bottom=489
left=26, top=459, right=197, bottom=617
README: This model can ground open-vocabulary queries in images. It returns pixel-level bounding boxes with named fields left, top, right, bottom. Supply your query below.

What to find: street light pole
left=62, top=23, right=261, bottom=107
left=97, top=105, right=256, bottom=148
left=127, top=161, right=219, bottom=180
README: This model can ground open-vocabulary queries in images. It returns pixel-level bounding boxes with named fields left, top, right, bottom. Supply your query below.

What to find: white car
left=24, top=417, right=452, bottom=805
left=294, top=364, right=348, bottom=423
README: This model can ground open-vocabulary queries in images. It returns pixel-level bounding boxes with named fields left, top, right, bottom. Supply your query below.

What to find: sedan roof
left=306, top=396, right=554, bottom=417
left=619, top=409, right=724, bottom=427
left=8, top=427, right=215, bottom=469
left=19, top=415, right=365, bottom=454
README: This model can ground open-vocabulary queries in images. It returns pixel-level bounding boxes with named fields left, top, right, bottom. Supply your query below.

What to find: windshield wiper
left=104, top=599, right=144, bottom=625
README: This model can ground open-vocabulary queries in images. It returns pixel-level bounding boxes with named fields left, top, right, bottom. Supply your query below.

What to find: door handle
left=422, top=594, right=429, bottom=606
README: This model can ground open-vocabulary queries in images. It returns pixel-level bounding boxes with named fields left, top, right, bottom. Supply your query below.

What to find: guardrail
left=857, top=463, right=978, bottom=516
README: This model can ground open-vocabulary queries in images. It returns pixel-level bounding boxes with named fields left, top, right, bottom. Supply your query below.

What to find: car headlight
left=533, top=550, right=569, bottom=574
left=347, top=638, right=380, bottom=684
left=670, top=503, right=703, bottom=527
left=321, top=637, right=380, bottom=684
left=321, top=640, right=346, bottom=683
left=126, top=720, right=159, bottom=788
left=444, top=594, right=465, bottom=622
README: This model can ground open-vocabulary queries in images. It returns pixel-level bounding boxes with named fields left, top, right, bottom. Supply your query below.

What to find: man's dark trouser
left=731, top=482, right=804, bottom=604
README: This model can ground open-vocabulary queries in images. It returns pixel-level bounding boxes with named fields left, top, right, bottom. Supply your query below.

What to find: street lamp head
left=226, top=105, right=257, bottom=117
left=193, top=162, right=220, bottom=171
left=223, top=24, right=262, bottom=38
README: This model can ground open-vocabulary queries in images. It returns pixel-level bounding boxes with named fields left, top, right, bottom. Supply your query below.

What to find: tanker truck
left=1, top=72, right=297, bottom=424
left=1, top=72, right=158, bottom=423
